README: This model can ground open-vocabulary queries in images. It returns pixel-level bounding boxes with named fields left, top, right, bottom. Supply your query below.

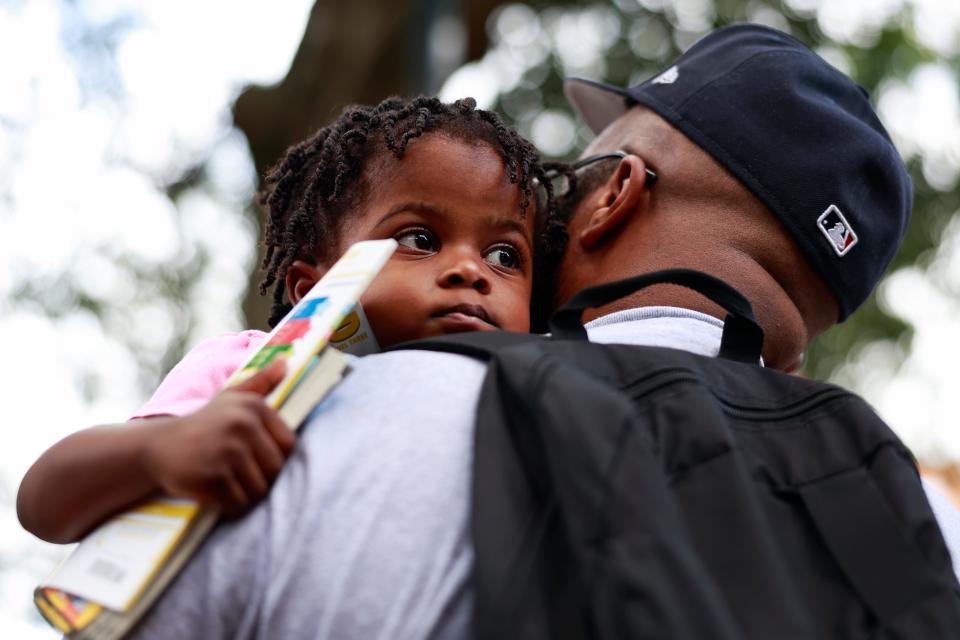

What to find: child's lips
left=433, top=304, right=498, bottom=330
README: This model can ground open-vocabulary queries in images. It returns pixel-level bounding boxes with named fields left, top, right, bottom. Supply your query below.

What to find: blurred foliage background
left=6, top=0, right=957, bottom=395
left=1, top=0, right=958, bottom=634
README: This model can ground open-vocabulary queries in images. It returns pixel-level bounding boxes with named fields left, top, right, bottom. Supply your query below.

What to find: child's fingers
left=232, top=359, right=287, bottom=396
left=216, top=473, right=251, bottom=515
left=248, top=397, right=296, bottom=455
left=229, top=447, right=270, bottom=503
left=241, top=413, right=288, bottom=479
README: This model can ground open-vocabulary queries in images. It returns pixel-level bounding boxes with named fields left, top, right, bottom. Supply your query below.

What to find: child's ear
left=285, top=260, right=327, bottom=305
left=580, top=154, right=652, bottom=251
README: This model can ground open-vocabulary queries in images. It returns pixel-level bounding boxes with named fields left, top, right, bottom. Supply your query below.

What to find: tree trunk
left=234, top=0, right=502, bottom=329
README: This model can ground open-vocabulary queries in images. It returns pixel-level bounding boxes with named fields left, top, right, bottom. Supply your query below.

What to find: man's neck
left=557, top=254, right=806, bottom=371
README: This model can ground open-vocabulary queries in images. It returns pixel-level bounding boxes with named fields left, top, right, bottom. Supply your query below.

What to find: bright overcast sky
left=1, top=0, right=959, bottom=635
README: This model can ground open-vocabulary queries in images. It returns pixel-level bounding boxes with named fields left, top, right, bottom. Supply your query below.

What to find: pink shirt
left=133, top=330, right=268, bottom=419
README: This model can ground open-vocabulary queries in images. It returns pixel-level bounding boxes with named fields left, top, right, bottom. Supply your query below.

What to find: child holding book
left=17, top=95, right=566, bottom=544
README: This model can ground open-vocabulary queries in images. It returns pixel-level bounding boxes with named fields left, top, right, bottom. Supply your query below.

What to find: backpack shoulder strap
left=550, top=268, right=763, bottom=363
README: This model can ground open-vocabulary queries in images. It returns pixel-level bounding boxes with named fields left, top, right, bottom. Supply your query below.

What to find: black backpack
left=395, top=269, right=960, bottom=640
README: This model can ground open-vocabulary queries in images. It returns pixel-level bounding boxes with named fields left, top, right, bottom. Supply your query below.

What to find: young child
left=17, top=95, right=566, bottom=544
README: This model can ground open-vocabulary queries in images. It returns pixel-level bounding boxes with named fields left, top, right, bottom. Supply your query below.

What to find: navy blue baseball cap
left=564, top=23, right=912, bottom=321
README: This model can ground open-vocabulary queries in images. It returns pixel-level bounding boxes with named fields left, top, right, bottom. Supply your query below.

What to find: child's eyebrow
left=373, top=201, right=448, bottom=228
left=478, top=215, right=533, bottom=245
left=374, top=202, right=533, bottom=244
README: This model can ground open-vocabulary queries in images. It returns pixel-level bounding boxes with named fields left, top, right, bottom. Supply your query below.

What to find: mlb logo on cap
left=817, top=204, right=858, bottom=257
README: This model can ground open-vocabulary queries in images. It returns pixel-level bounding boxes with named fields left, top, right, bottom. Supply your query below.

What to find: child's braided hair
left=257, top=95, right=568, bottom=329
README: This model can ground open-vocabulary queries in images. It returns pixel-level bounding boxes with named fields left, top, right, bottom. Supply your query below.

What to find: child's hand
left=142, top=360, right=295, bottom=516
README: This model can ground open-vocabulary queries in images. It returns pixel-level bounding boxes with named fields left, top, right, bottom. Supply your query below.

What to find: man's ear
left=285, top=260, right=327, bottom=305
left=580, top=155, right=651, bottom=250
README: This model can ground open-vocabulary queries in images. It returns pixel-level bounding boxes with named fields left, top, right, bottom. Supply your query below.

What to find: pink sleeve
left=132, top=330, right=269, bottom=419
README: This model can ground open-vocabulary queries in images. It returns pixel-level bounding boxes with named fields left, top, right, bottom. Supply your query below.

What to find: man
left=130, top=24, right=960, bottom=639
left=554, top=22, right=900, bottom=372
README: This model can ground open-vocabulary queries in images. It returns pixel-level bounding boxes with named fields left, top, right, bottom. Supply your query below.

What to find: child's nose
left=437, top=253, right=491, bottom=294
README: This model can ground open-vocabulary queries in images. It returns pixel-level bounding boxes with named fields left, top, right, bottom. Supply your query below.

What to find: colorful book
left=34, top=239, right=396, bottom=639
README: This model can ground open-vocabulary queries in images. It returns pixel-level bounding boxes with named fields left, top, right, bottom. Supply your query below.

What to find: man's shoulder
left=314, top=347, right=488, bottom=417
left=922, top=478, right=960, bottom=581
left=354, top=346, right=488, bottom=376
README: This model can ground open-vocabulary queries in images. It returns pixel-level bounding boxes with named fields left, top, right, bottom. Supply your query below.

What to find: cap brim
left=564, top=77, right=633, bottom=134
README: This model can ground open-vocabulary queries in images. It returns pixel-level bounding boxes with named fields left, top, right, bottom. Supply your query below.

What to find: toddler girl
left=18, top=95, right=566, bottom=543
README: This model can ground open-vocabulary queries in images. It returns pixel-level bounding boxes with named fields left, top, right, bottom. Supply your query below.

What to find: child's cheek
left=499, top=287, right=533, bottom=333
left=356, top=285, right=390, bottom=346
left=357, top=274, right=421, bottom=349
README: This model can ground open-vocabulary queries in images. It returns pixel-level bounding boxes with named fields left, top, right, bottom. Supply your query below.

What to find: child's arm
left=17, top=360, right=294, bottom=544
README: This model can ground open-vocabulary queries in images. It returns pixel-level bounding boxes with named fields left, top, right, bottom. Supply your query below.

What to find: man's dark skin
left=555, top=104, right=840, bottom=372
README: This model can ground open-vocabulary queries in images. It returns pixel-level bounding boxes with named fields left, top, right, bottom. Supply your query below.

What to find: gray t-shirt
left=129, top=307, right=960, bottom=639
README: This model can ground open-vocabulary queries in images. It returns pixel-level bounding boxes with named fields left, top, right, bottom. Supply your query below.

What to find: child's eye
left=483, top=245, right=521, bottom=271
left=395, top=228, right=438, bottom=253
